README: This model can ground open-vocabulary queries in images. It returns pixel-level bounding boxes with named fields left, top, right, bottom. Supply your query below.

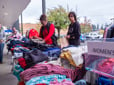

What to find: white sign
left=87, top=41, right=114, bottom=58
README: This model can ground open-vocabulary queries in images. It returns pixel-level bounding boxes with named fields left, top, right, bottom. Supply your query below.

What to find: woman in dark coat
left=66, top=12, right=81, bottom=46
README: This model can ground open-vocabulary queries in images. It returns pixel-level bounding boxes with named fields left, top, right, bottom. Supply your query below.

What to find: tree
left=96, top=24, right=99, bottom=30
left=80, top=23, right=92, bottom=33
left=101, top=25, right=104, bottom=30
left=92, top=24, right=97, bottom=31
left=47, top=6, right=69, bottom=38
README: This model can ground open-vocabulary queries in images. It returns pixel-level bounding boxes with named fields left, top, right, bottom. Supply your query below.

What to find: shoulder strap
left=40, top=22, right=51, bottom=38
left=46, top=22, right=51, bottom=33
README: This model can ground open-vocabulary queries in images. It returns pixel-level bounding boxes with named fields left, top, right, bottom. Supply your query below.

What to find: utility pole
left=42, top=0, right=46, bottom=14
left=21, top=13, right=23, bottom=35
left=67, top=4, right=69, bottom=13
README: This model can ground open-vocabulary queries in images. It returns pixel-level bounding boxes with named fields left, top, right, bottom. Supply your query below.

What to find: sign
left=88, top=41, right=114, bottom=58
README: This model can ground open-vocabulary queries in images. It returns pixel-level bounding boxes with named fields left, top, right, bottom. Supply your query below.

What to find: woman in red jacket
left=39, top=14, right=57, bottom=46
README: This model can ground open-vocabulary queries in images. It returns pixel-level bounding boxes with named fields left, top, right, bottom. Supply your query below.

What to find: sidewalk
left=0, top=45, right=18, bottom=85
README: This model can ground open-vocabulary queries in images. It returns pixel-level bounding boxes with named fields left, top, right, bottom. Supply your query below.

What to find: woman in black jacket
left=66, top=12, right=81, bottom=46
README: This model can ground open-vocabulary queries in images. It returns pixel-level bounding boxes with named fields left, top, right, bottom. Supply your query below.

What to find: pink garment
left=49, top=79, right=74, bottom=85
left=97, top=58, right=114, bottom=74
left=20, top=64, right=79, bottom=82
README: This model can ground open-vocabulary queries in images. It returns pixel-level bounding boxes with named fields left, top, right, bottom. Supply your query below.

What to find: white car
left=86, top=32, right=103, bottom=40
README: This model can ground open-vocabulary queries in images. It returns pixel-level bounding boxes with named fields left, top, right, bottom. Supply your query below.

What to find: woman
left=39, top=14, right=57, bottom=46
left=12, top=27, right=22, bottom=39
left=66, top=12, right=81, bottom=46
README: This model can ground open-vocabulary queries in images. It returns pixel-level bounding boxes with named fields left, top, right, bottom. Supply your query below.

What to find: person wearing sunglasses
left=66, top=12, right=81, bottom=46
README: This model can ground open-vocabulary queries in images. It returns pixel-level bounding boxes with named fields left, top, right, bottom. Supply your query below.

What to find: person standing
left=0, top=24, right=5, bottom=64
left=66, top=12, right=81, bottom=46
left=39, top=14, right=57, bottom=46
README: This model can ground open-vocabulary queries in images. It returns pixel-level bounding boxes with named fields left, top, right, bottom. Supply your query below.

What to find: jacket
left=39, top=23, right=55, bottom=45
left=0, top=28, right=5, bottom=42
left=67, top=22, right=81, bottom=46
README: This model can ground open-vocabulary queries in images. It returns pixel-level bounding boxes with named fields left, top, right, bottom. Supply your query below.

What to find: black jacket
left=67, top=22, right=81, bottom=45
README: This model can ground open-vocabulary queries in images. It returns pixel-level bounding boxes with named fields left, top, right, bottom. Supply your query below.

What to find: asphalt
left=0, top=45, right=18, bottom=85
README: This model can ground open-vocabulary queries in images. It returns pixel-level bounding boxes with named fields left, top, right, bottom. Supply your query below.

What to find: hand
left=66, top=35, right=70, bottom=39
left=38, top=37, right=43, bottom=40
left=0, top=40, right=3, bottom=43
left=42, top=39, right=45, bottom=43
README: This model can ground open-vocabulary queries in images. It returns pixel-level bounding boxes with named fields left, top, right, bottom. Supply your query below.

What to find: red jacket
left=29, top=29, right=39, bottom=39
left=39, top=24, right=55, bottom=45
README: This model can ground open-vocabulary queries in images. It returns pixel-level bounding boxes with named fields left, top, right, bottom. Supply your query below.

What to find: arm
left=44, top=24, right=55, bottom=42
left=74, top=23, right=81, bottom=39
left=39, top=27, right=42, bottom=38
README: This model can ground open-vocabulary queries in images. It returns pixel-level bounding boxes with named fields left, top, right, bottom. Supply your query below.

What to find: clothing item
left=0, top=28, right=5, bottom=41
left=27, top=41, right=57, bottom=51
left=67, top=22, right=81, bottom=46
left=26, top=74, right=71, bottom=85
left=0, top=43, right=4, bottom=62
left=39, top=23, right=57, bottom=45
left=32, top=39, right=45, bottom=44
left=42, top=47, right=61, bottom=59
left=18, top=58, right=27, bottom=69
left=74, top=80, right=87, bottom=85
left=23, top=49, right=49, bottom=69
left=49, top=79, right=74, bottom=85
left=97, top=58, right=114, bottom=75
left=18, top=81, right=25, bottom=85
left=20, top=64, right=80, bottom=82
left=7, top=40, right=26, bottom=51
left=35, top=83, right=47, bottom=85
left=41, top=58, right=61, bottom=66
left=28, top=29, right=39, bottom=39
left=61, top=46, right=84, bottom=67
left=61, top=58, right=76, bottom=70
left=13, top=64, right=24, bottom=81
left=97, top=76, right=114, bottom=85
left=60, top=50, right=76, bottom=67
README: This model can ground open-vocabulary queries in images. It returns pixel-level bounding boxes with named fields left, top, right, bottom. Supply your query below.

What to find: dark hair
left=40, top=14, right=47, bottom=21
left=68, top=12, right=77, bottom=21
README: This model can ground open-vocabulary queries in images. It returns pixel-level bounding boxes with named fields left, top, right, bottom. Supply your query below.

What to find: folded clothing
left=36, top=84, right=47, bottom=85
left=49, top=79, right=74, bottom=85
left=20, top=64, right=81, bottom=82
left=13, top=64, right=24, bottom=81
left=60, top=50, right=76, bottom=67
left=22, top=49, right=49, bottom=69
left=26, top=74, right=71, bottom=85
left=97, top=58, right=114, bottom=74
left=62, top=46, right=84, bottom=66
left=18, top=58, right=27, bottom=69
left=74, top=80, right=87, bottom=85
left=97, top=76, right=114, bottom=85
left=18, top=81, right=25, bottom=85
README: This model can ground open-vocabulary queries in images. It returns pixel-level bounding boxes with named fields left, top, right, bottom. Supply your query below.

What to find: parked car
left=85, top=32, right=102, bottom=40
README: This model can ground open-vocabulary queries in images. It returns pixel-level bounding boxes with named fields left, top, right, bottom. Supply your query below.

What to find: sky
left=20, top=0, right=114, bottom=25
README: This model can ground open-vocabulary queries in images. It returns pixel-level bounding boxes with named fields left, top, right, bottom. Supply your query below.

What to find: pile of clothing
left=7, top=37, right=86, bottom=85
left=60, top=46, right=86, bottom=68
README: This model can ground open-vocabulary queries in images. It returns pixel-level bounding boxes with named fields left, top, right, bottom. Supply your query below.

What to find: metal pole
left=21, top=13, right=23, bottom=35
left=42, top=0, right=46, bottom=14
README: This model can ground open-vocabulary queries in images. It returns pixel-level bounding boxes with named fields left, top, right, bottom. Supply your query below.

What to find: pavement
left=0, top=45, right=18, bottom=85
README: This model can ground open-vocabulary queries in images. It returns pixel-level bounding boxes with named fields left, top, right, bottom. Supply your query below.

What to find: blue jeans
left=0, top=43, right=4, bottom=62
